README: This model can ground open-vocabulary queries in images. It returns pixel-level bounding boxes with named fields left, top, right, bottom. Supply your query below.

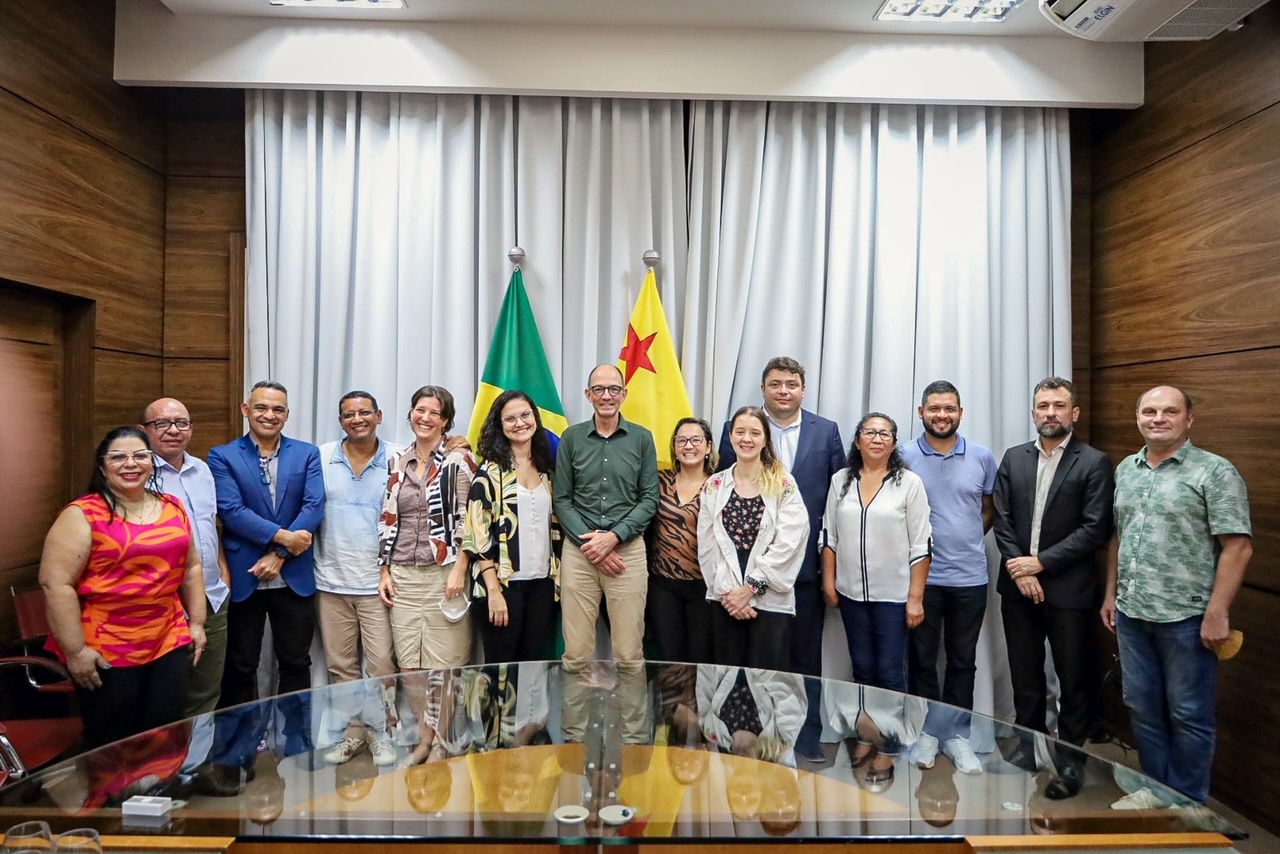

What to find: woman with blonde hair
left=698, top=406, right=808, bottom=670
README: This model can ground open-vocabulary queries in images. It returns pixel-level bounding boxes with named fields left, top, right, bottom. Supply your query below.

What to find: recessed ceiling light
left=269, top=0, right=406, bottom=8
left=875, top=0, right=1025, bottom=21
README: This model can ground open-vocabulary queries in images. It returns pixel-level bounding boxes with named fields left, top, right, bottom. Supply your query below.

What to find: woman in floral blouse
left=698, top=406, right=809, bottom=670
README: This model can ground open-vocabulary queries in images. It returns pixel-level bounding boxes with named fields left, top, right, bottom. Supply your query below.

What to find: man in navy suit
left=993, top=376, right=1114, bottom=799
left=209, top=381, right=326, bottom=716
left=718, top=356, right=844, bottom=762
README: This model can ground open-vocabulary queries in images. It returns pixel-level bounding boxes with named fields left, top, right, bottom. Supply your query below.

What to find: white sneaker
left=909, top=733, right=939, bottom=769
left=370, top=739, right=397, bottom=767
left=324, top=736, right=365, bottom=765
left=943, top=737, right=983, bottom=775
left=1111, top=787, right=1168, bottom=810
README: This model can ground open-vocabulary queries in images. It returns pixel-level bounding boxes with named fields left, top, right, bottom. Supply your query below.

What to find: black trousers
left=221, top=585, right=315, bottom=708
left=646, top=574, right=714, bottom=664
left=77, top=645, right=190, bottom=748
left=477, top=576, right=557, bottom=663
left=909, top=583, right=987, bottom=709
left=1000, top=593, right=1096, bottom=746
left=711, top=605, right=792, bottom=671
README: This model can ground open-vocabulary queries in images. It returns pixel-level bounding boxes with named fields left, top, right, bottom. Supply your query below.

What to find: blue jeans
left=1116, top=611, right=1217, bottom=803
left=837, top=597, right=908, bottom=692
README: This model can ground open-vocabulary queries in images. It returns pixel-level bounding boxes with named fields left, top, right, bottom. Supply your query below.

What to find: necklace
left=117, top=495, right=161, bottom=525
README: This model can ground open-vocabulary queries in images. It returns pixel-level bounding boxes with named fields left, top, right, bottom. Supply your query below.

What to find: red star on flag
left=619, top=324, right=658, bottom=382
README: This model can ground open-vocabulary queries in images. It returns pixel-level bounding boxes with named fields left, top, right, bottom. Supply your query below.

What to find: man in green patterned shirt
left=1101, top=386, right=1252, bottom=806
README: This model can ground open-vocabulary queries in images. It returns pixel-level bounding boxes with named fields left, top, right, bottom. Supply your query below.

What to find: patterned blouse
left=462, top=460, right=562, bottom=599
left=378, top=444, right=477, bottom=567
left=48, top=493, right=193, bottom=667
left=722, top=490, right=766, bottom=553
left=647, top=469, right=703, bottom=582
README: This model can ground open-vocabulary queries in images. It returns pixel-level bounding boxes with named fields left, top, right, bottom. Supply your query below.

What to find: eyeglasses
left=674, top=436, right=705, bottom=447
left=859, top=429, right=894, bottom=441
left=501, top=409, right=536, bottom=426
left=589, top=385, right=625, bottom=397
left=103, top=451, right=153, bottom=467
left=339, top=409, right=377, bottom=421
left=143, top=418, right=193, bottom=432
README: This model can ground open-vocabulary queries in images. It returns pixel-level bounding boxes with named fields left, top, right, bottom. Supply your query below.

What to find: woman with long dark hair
left=698, top=406, right=808, bottom=670
left=40, top=426, right=207, bottom=747
left=462, top=390, right=560, bottom=662
left=821, top=412, right=931, bottom=691
left=645, top=417, right=718, bottom=664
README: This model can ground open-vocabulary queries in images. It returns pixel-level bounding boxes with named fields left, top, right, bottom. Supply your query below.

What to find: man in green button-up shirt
left=553, top=364, right=659, bottom=741
left=1101, top=386, right=1252, bottom=806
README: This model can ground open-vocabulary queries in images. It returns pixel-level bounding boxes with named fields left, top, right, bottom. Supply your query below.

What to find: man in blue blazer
left=208, top=381, right=326, bottom=717
left=719, top=356, right=844, bottom=761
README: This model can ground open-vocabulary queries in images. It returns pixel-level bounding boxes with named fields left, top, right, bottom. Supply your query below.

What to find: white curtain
left=246, top=91, right=1071, bottom=731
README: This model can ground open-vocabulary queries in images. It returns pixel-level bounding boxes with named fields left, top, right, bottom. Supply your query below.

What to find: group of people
left=37, top=355, right=1250, bottom=809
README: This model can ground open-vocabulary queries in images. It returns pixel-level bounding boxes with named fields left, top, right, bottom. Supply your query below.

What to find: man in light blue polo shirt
left=142, top=398, right=231, bottom=718
left=314, top=390, right=401, bottom=767
left=901, top=380, right=998, bottom=775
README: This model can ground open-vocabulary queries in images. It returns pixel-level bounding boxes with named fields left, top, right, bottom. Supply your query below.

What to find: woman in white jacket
left=698, top=406, right=809, bottom=670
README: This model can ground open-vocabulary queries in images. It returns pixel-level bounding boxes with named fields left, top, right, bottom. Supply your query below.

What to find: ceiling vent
left=1039, top=0, right=1270, bottom=40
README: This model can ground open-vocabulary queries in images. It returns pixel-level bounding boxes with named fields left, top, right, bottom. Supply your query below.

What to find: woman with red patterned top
left=40, top=426, right=207, bottom=748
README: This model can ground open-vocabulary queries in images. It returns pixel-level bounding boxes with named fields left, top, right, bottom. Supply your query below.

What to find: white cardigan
left=697, top=664, right=806, bottom=763
left=698, top=464, right=810, bottom=615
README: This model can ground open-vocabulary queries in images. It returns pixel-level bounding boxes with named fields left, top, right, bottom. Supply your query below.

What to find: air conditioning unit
left=1039, top=0, right=1270, bottom=40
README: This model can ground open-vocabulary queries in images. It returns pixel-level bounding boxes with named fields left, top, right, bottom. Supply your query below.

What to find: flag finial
left=508, top=246, right=526, bottom=268
left=642, top=249, right=660, bottom=269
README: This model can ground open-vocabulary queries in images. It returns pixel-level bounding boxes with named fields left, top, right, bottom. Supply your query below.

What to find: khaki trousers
left=560, top=537, right=647, bottom=664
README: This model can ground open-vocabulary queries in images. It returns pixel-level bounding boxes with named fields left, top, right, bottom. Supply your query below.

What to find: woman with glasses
left=645, top=418, right=718, bottom=664
left=821, top=413, right=932, bottom=691
left=462, top=390, right=561, bottom=662
left=39, top=426, right=207, bottom=747
left=377, top=386, right=478, bottom=766
left=698, top=407, right=809, bottom=670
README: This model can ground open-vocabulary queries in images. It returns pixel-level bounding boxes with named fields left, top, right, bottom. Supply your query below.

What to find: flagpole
left=642, top=249, right=659, bottom=270
left=508, top=245, right=525, bottom=269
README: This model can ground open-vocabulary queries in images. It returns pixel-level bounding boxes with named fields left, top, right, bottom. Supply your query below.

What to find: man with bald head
left=1102, top=385, right=1252, bottom=807
left=141, top=398, right=231, bottom=716
left=553, top=364, right=659, bottom=739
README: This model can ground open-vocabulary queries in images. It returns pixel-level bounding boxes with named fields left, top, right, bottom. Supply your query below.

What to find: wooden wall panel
left=0, top=2, right=164, bottom=172
left=1092, top=105, right=1280, bottom=368
left=1069, top=115, right=1092, bottom=439
left=1093, top=2, right=1280, bottom=192
left=0, top=87, right=165, bottom=356
left=166, top=232, right=234, bottom=359
left=1091, top=350, right=1280, bottom=594
left=165, top=359, right=236, bottom=458
left=93, top=350, right=164, bottom=442
left=167, top=89, right=246, bottom=179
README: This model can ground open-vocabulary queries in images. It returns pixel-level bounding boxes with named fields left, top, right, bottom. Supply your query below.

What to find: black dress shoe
left=193, top=763, right=255, bottom=797
left=1004, top=746, right=1037, bottom=773
left=1044, top=763, right=1084, bottom=800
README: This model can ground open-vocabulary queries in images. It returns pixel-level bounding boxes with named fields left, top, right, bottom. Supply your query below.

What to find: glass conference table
left=0, top=661, right=1242, bottom=852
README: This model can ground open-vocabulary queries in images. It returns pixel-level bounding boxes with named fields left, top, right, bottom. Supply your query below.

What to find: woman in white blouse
left=821, top=412, right=932, bottom=692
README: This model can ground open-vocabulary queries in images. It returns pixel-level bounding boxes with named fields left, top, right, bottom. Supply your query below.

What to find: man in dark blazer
left=992, top=376, right=1114, bottom=799
left=209, top=380, right=326, bottom=723
left=718, top=356, right=844, bottom=762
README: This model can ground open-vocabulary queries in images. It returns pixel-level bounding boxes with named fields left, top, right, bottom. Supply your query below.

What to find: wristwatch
left=745, top=576, right=768, bottom=596
left=273, top=545, right=290, bottom=560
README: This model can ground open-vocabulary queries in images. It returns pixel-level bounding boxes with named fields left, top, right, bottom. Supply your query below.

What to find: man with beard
left=992, top=377, right=1114, bottom=799
left=901, top=380, right=997, bottom=775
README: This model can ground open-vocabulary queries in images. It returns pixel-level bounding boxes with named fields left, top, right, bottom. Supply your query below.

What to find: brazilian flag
left=468, top=268, right=568, bottom=450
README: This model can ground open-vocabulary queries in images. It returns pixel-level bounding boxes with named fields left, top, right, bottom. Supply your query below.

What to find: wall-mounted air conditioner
left=1039, top=0, right=1271, bottom=40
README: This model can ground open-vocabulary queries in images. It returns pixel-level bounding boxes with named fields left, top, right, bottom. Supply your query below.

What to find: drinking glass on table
left=2, top=821, right=52, bottom=852
left=54, top=830, right=100, bottom=854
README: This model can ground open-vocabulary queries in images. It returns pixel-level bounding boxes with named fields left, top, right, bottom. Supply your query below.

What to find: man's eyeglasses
left=339, top=410, right=377, bottom=421
left=103, top=451, right=153, bottom=467
left=501, top=409, right=536, bottom=426
left=143, top=419, right=192, bottom=432
left=674, top=436, right=705, bottom=447
left=859, top=429, right=894, bottom=441
left=589, top=385, right=625, bottom=397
